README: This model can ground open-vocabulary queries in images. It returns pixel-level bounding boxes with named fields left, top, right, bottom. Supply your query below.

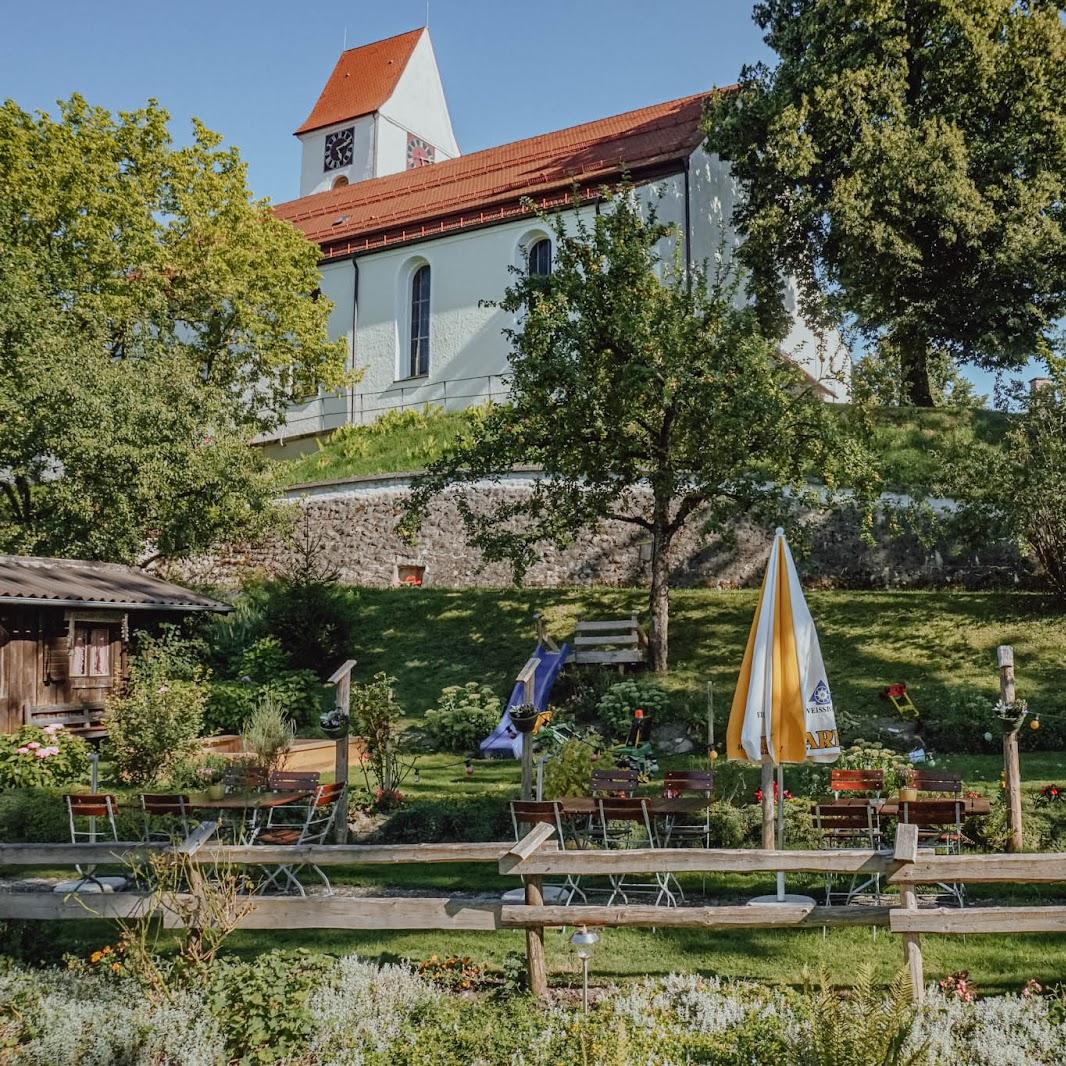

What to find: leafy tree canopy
left=949, top=366, right=1066, bottom=600
left=0, top=95, right=347, bottom=561
left=400, top=192, right=873, bottom=669
left=705, top=0, right=1066, bottom=406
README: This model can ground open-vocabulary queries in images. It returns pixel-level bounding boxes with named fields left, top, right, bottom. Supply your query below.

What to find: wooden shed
left=0, top=555, right=229, bottom=737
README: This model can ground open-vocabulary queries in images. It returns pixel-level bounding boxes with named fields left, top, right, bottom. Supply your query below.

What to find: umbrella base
left=746, top=893, right=817, bottom=907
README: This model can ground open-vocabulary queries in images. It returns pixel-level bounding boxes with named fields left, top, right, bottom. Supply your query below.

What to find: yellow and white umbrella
left=726, top=528, right=840, bottom=899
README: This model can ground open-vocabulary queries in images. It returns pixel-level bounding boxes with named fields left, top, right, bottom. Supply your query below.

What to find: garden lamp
left=570, top=925, right=599, bottom=1013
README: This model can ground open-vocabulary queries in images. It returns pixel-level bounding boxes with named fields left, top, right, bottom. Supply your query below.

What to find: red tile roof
left=295, top=28, right=424, bottom=136
left=276, top=91, right=715, bottom=260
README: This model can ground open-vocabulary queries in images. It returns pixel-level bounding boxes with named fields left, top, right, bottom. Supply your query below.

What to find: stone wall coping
left=283, top=464, right=546, bottom=499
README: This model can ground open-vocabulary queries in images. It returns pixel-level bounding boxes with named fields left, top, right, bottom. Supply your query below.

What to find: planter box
left=199, top=734, right=367, bottom=775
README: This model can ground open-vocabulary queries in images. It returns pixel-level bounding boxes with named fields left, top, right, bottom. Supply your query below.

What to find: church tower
left=295, top=28, right=459, bottom=197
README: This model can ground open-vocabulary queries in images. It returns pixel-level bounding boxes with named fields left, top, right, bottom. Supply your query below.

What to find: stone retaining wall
left=173, top=472, right=1031, bottom=591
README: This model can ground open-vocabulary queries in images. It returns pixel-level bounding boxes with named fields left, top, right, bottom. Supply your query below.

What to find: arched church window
left=409, top=264, right=431, bottom=377
left=528, top=237, right=552, bottom=277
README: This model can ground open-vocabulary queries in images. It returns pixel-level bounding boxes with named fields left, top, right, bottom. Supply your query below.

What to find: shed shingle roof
left=0, top=556, right=230, bottom=612
left=276, top=91, right=713, bottom=260
left=295, top=28, right=424, bottom=136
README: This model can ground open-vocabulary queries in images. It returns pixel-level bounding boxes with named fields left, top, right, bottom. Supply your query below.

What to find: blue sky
left=0, top=0, right=1036, bottom=401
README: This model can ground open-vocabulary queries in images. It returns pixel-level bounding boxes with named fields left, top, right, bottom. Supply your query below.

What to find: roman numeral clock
left=323, top=127, right=354, bottom=171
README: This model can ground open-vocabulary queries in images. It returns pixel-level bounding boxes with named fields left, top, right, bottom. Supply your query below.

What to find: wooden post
left=894, top=823, right=924, bottom=1002
left=760, top=757, right=775, bottom=849
left=327, top=659, right=357, bottom=844
left=523, top=874, right=547, bottom=998
left=998, top=646, right=1024, bottom=853
left=517, top=658, right=538, bottom=802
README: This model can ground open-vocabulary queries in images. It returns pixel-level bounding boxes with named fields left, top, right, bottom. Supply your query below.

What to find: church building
left=268, top=27, right=847, bottom=452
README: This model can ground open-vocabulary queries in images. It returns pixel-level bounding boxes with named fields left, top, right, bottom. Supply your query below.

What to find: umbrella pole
left=760, top=757, right=775, bottom=849
left=776, top=764, right=785, bottom=902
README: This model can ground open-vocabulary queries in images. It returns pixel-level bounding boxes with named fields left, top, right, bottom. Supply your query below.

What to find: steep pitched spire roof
left=277, top=91, right=714, bottom=259
left=295, top=28, right=425, bottom=136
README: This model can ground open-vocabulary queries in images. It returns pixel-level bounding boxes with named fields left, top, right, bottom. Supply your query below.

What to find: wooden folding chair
left=590, top=768, right=639, bottom=797
left=252, top=782, right=344, bottom=896
left=595, top=798, right=677, bottom=908
left=910, top=771, right=962, bottom=796
left=813, top=803, right=883, bottom=904
left=660, top=771, right=714, bottom=849
left=899, top=798, right=966, bottom=907
left=64, top=794, right=120, bottom=889
left=511, top=800, right=586, bottom=905
left=267, top=770, right=321, bottom=792
left=137, top=793, right=193, bottom=843
left=830, top=769, right=885, bottom=798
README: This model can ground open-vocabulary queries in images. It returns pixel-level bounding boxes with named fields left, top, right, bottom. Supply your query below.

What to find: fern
left=799, top=966, right=929, bottom=1066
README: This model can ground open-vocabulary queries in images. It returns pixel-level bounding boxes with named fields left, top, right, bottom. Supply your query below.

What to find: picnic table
left=815, top=795, right=991, bottom=817
left=557, top=796, right=708, bottom=818
left=187, top=790, right=310, bottom=842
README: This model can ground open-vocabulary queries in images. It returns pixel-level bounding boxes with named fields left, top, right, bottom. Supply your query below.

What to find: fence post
left=326, top=660, right=357, bottom=844
left=894, top=822, right=924, bottom=1002
left=523, top=874, right=547, bottom=998
left=998, top=646, right=1025, bottom=852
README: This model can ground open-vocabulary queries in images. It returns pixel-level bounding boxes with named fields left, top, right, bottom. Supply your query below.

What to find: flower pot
left=510, top=711, right=539, bottom=735
left=205, top=783, right=225, bottom=801
left=898, top=787, right=917, bottom=803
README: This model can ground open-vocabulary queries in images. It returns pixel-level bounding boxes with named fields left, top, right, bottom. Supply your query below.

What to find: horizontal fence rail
left=2, top=821, right=1065, bottom=1000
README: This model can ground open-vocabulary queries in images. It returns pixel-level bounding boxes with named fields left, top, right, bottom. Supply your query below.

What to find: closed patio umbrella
left=726, top=528, right=841, bottom=902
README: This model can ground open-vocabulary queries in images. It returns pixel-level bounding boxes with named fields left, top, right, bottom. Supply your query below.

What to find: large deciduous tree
left=0, top=95, right=346, bottom=561
left=705, top=0, right=1066, bottom=407
left=399, top=193, right=870, bottom=670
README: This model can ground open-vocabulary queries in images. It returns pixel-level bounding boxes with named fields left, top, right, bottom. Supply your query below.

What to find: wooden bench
left=24, top=703, right=108, bottom=740
left=571, top=615, right=648, bottom=667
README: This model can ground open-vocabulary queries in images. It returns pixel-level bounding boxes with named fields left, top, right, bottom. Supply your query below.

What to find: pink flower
left=26, top=741, right=40, bottom=750
left=156, top=685, right=169, bottom=695
left=34, top=748, right=48, bottom=759
left=16, top=746, right=29, bottom=755
left=43, top=723, right=63, bottom=734
left=43, top=746, right=60, bottom=756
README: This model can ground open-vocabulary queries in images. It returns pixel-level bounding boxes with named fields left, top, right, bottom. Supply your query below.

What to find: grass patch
left=277, top=403, right=1015, bottom=494
left=282, top=407, right=471, bottom=486
left=350, top=586, right=1066, bottom=737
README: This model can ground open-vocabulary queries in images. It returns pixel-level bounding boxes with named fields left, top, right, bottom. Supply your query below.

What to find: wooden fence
left=2, top=821, right=1065, bottom=1000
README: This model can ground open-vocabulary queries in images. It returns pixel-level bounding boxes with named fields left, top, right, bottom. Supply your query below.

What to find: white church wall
left=298, top=114, right=376, bottom=197
left=377, top=30, right=460, bottom=172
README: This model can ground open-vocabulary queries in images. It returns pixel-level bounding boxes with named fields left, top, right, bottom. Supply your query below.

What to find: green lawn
left=352, top=586, right=1066, bottom=736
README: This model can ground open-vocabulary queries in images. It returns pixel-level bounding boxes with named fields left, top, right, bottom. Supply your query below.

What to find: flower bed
left=2, top=956, right=1064, bottom=1065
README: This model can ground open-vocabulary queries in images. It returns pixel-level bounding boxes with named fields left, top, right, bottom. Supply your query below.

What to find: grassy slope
left=354, top=586, right=1066, bottom=729
left=278, top=404, right=1014, bottom=491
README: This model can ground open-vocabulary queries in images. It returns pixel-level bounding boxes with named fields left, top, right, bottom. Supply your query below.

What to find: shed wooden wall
left=0, top=608, right=126, bottom=733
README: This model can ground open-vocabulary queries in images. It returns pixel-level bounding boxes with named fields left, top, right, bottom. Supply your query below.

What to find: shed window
left=71, top=624, right=110, bottom=678
left=528, top=238, right=552, bottom=277
left=409, top=264, right=431, bottom=377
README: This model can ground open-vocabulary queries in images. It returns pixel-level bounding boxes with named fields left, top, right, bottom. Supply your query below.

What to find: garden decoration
left=880, top=682, right=920, bottom=720
left=569, top=926, right=599, bottom=1014
left=996, top=646, right=1026, bottom=852
left=726, top=528, right=841, bottom=905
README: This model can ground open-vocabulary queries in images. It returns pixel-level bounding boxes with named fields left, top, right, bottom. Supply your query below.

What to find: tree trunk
left=897, top=333, right=934, bottom=407
left=649, top=532, right=672, bottom=672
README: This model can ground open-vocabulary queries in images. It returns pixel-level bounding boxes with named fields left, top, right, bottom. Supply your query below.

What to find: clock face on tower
left=406, top=133, right=436, bottom=169
left=324, top=127, right=354, bottom=172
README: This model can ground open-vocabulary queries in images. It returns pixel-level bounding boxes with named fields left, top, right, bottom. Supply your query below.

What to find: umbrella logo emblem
left=808, top=680, right=832, bottom=707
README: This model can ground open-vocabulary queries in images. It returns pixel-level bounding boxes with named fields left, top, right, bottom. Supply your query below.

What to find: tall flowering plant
left=0, top=724, right=90, bottom=788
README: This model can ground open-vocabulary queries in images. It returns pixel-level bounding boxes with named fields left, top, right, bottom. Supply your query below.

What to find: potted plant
left=898, top=767, right=918, bottom=803
left=509, top=704, right=540, bottom=734
left=192, top=754, right=227, bottom=800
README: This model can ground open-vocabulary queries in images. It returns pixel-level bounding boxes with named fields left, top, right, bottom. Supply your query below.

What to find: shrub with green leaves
left=203, top=950, right=333, bottom=1065
left=106, top=629, right=208, bottom=785
left=542, top=735, right=603, bottom=800
left=836, top=741, right=913, bottom=790
left=419, top=682, right=501, bottom=753
left=0, top=725, right=89, bottom=789
left=373, top=794, right=513, bottom=844
left=241, top=693, right=294, bottom=773
left=595, top=679, right=670, bottom=740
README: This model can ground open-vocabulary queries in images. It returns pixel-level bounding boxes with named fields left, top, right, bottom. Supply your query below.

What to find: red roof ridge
left=295, top=27, right=425, bottom=136
left=280, top=91, right=710, bottom=216
left=277, top=89, right=722, bottom=256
